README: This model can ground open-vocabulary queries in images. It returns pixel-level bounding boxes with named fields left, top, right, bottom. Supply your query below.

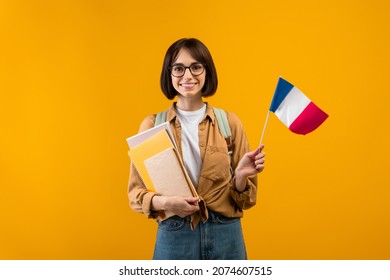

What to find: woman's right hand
left=152, top=196, right=200, bottom=218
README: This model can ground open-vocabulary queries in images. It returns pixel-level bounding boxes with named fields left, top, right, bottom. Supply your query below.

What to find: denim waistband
left=206, top=209, right=239, bottom=223
left=166, top=209, right=239, bottom=224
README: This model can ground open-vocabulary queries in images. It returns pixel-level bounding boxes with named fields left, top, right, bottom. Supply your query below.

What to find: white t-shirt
left=176, top=104, right=207, bottom=187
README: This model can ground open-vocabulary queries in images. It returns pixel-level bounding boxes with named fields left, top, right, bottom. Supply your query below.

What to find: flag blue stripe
left=269, top=77, right=294, bottom=112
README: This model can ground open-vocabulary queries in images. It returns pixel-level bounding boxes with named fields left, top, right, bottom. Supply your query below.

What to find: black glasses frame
left=169, top=63, right=206, bottom=77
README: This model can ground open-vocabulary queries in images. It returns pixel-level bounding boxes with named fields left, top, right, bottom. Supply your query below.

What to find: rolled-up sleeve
left=229, top=175, right=257, bottom=209
left=226, top=112, right=258, bottom=210
left=127, top=115, right=161, bottom=219
left=127, top=162, right=159, bottom=218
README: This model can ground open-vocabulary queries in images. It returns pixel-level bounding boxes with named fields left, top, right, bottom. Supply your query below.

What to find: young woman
left=128, top=38, right=265, bottom=260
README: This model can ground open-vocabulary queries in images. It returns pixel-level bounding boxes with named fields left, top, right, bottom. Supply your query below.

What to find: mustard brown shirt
left=128, top=103, right=257, bottom=224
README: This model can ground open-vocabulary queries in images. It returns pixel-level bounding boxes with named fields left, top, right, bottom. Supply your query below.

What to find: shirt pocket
left=200, top=145, right=231, bottom=182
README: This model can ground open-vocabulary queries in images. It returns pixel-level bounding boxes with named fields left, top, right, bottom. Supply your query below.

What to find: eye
left=191, top=64, right=203, bottom=71
left=172, top=65, right=184, bottom=73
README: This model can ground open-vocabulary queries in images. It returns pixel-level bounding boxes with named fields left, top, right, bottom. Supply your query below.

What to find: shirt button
left=199, top=143, right=205, bottom=147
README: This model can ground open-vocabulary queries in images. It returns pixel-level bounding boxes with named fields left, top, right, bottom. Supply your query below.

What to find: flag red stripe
left=289, top=102, right=329, bottom=135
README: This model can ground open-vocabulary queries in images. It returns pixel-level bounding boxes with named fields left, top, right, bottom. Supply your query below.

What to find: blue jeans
left=153, top=211, right=247, bottom=260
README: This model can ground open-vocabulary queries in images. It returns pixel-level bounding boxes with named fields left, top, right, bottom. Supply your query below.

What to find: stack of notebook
left=126, top=122, right=199, bottom=218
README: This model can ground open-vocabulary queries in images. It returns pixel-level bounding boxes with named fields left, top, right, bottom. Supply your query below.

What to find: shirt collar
left=166, top=102, right=216, bottom=125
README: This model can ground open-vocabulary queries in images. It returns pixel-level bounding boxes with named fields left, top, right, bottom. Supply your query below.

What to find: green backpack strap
left=213, top=108, right=233, bottom=156
left=155, top=111, right=167, bottom=127
left=213, top=108, right=234, bottom=177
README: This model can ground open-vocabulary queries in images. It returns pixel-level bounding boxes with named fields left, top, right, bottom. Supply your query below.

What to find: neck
left=176, top=96, right=204, bottom=111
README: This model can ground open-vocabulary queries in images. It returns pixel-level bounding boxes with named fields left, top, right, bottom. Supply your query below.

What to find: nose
left=183, top=67, right=193, bottom=79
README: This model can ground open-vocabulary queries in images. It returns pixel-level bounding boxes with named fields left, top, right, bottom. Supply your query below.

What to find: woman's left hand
left=234, top=144, right=265, bottom=192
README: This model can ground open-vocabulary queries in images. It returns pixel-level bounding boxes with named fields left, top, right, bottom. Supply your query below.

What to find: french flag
left=269, top=77, right=329, bottom=135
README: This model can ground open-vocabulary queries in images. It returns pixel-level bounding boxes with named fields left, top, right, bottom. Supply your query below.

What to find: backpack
left=155, top=107, right=234, bottom=176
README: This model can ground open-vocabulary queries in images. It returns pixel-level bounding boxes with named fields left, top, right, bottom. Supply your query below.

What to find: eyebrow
left=171, top=62, right=201, bottom=66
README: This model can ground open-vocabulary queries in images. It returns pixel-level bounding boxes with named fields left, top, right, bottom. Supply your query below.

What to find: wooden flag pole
left=259, top=110, right=271, bottom=148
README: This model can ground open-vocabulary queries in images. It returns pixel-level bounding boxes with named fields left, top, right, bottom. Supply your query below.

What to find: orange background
left=1, top=0, right=389, bottom=259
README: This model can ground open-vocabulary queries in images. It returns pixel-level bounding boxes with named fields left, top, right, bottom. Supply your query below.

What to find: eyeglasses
left=169, top=63, right=205, bottom=77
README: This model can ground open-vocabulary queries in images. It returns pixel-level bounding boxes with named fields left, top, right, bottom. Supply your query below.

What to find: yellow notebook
left=128, top=129, right=197, bottom=198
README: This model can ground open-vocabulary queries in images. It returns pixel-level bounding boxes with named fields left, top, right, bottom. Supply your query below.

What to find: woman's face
left=171, top=48, right=206, bottom=99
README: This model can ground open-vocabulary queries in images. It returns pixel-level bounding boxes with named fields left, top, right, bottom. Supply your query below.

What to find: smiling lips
left=180, top=82, right=198, bottom=89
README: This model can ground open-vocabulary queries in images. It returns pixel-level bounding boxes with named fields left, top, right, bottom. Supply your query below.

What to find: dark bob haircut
left=160, top=38, right=218, bottom=100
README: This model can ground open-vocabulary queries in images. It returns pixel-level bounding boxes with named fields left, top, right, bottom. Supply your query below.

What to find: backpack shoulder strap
left=213, top=108, right=232, bottom=154
left=155, top=111, right=167, bottom=127
left=213, top=107, right=234, bottom=177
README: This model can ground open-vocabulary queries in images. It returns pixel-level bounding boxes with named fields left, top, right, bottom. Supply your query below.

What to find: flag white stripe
left=274, top=87, right=311, bottom=127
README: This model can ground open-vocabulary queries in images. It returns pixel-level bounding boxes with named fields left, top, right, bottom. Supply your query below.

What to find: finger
left=259, top=144, right=265, bottom=152
left=247, top=147, right=261, bottom=158
left=253, top=145, right=264, bottom=159
left=256, top=165, right=265, bottom=172
left=256, top=158, right=265, bottom=164
left=190, top=204, right=200, bottom=211
left=185, top=204, right=199, bottom=212
left=184, top=196, right=200, bottom=204
left=256, top=160, right=265, bottom=168
left=255, top=152, right=265, bottom=160
left=183, top=204, right=199, bottom=216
